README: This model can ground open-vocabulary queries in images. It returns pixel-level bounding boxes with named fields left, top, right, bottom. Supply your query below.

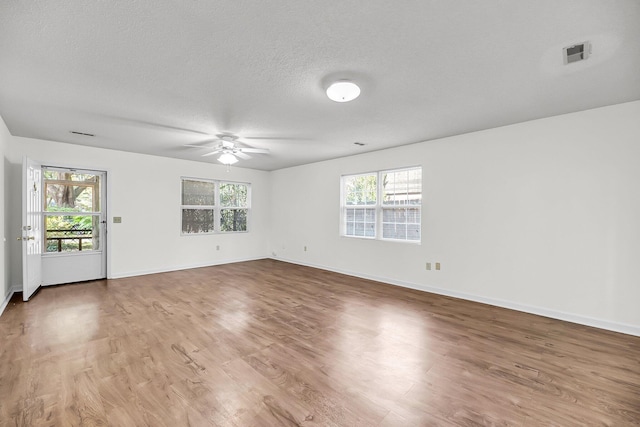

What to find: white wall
left=269, top=101, right=640, bottom=334
left=0, top=114, right=11, bottom=308
left=4, top=102, right=640, bottom=335
left=7, top=137, right=271, bottom=284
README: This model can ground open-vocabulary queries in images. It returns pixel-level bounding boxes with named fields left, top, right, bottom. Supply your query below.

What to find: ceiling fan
left=185, top=134, right=270, bottom=165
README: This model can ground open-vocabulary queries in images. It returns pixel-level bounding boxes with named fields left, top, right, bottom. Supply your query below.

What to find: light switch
left=113, top=217, right=122, bottom=223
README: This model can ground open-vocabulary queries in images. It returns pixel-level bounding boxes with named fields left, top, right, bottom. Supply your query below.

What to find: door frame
left=42, top=164, right=109, bottom=286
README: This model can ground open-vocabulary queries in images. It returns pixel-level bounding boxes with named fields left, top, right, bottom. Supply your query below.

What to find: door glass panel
left=44, top=170, right=99, bottom=213
left=45, top=215, right=100, bottom=252
left=43, top=169, right=102, bottom=253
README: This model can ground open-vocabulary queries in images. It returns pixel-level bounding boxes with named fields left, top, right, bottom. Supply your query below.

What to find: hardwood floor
left=1, top=259, right=639, bottom=426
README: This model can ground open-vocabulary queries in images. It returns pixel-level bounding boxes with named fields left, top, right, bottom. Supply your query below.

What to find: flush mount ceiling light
left=218, top=152, right=238, bottom=165
left=326, top=81, right=360, bottom=102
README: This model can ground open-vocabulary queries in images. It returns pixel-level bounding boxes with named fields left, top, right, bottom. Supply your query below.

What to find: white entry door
left=41, top=167, right=107, bottom=285
left=21, top=157, right=43, bottom=301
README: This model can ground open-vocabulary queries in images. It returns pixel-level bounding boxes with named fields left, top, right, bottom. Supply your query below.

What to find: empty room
left=1, top=1, right=639, bottom=426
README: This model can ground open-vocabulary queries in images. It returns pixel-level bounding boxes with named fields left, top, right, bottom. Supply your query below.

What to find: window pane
left=382, top=168, right=421, bottom=206
left=407, top=223, right=421, bottom=241
left=220, top=183, right=248, bottom=207
left=346, top=208, right=355, bottom=222
left=406, top=208, right=420, bottom=223
left=344, top=207, right=376, bottom=238
left=346, top=222, right=354, bottom=235
left=182, top=180, right=215, bottom=206
left=365, top=208, right=375, bottom=222
left=182, top=209, right=215, bottom=233
left=383, top=208, right=394, bottom=222
left=44, top=170, right=98, bottom=182
left=220, top=209, right=247, bottom=231
left=365, top=222, right=375, bottom=237
left=45, top=215, right=99, bottom=252
left=383, top=222, right=407, bottom=240
left=382, top=207, right=420, bottom=241
left=382, top=223, right=395, bottom=238
left=394, top=209, right=407, bottom=222
left=407, top=168, right=422, bottom=204
left=344, top=174, right=377, bottom=206
left=44, top=172, right=99, bottom=213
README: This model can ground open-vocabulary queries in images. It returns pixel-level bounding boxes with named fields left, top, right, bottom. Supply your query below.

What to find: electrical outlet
left=216, top=245, right=220, bottom=251
left=426, top=262, right=431, bottom=270
left=304, top=246, right=307, bottom=252
left=113, top=217, right=122, bottom=223
left=435, top=262, right=441, bottom=271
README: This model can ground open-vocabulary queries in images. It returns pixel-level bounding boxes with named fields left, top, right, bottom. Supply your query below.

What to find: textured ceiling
left=1, top=1, right=639, bottom=170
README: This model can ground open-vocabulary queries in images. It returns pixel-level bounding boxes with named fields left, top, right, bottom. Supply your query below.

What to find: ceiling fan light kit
left=218, top=152, right=239, bottom=165
left=185, top=134, right=271, bottom=166
left=326, top=81, right=360, bottom=102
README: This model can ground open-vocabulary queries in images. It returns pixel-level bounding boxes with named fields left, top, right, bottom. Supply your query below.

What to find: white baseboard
left=109, top=256, right=268, bottom=280
left=272, top=256, right=640, bottom=337
left=9, top=256, right=639, bottom=337
left=0, top=289, right=16, bottom=317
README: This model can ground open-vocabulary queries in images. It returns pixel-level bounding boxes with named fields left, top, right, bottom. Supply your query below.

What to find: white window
left=341, top=167, right=421, bottom=242
left=381, top=167, right=422, bottom=241
left=181, top=178, right=250, bottom=234
left=342, top=173, right=377, bottom=238
left=219, top=182, right=249, bottom=232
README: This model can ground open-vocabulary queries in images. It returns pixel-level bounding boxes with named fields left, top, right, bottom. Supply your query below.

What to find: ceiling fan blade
left=201, top=149, right=223, bottom=157
left=103, top=115, right=213, bottom=136
left=240, top=148, right=270, bottom=154
left=235, top=152, right=251, bottom=160
left=243, top=136, right=310, bottom=141
left=184, top=137, right=220, bottom=147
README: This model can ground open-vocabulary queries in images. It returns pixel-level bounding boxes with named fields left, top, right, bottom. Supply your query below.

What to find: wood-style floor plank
left=1, top=259, right=639, bottom=426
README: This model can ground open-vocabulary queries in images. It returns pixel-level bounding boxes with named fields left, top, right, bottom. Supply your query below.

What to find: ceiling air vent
left=70, top=131, right=95, bottom=137
left=563, top=41, right=591, bottom=64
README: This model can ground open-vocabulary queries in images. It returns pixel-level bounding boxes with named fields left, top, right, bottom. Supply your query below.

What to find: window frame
left=181, top=177, right=217, bottom=235
left=341, top=172, right=378, bottom=239
left=340, top=166, right=422, bottom=243
left=180, top=177, right=251, bottom=236
left=218, top=182, right=251, bottom=233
